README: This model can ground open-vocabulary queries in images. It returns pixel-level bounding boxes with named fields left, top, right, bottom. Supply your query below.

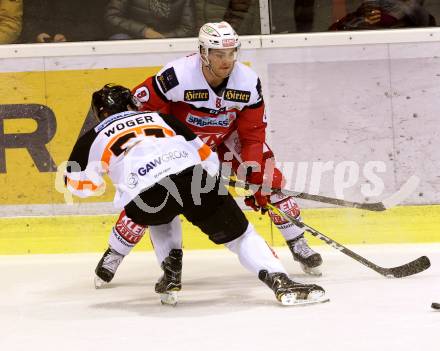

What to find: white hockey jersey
left=65, top=111, right=219, bottom=209
left=132, top=53, right=266, bottom=150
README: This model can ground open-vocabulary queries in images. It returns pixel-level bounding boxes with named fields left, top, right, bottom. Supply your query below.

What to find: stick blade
left=382, top=175, right=420, bottom=209
left=384, top=256, right=431, bottom=278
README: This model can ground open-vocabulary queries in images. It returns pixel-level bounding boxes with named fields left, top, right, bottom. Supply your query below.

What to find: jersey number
left=110, top=128, right=166, bottom=157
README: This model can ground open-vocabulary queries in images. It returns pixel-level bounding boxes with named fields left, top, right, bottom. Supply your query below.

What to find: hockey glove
left=245, top=190, right=269, bottom=214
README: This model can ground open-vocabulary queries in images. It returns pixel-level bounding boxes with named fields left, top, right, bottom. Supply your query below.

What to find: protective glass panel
left=270, top=0, right=438, bottom=34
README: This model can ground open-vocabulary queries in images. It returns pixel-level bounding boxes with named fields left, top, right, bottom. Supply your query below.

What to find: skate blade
left=94, top=275, right=108, bottom=289
left=160, top=291, right=178, bottom=306
left=281, top=293, right=329, bottom=306
left=300, top=263, right=322, bottom=277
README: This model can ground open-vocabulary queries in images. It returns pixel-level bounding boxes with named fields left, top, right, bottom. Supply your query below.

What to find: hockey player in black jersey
left=65, top=84, right=327, bottom=306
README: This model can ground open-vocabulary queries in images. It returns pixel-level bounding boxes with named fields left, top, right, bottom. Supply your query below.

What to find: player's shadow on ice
left=89, top=274, right=281, bottom=317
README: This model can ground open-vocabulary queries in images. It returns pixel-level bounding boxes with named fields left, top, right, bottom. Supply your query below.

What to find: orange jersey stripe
left=66, top=177, right=99, bottom=191
left=198, top=143, right=211, bottom=161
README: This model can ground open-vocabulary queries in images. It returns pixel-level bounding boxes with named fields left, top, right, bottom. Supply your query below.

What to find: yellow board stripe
left=0, top=205, right=439, bottom=255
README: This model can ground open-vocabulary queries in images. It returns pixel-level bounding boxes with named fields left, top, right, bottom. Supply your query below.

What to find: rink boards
left=1, top=204, right=439, bottom=255
left=1, top=31, right=440, bottom=255
left=1, top=38, right=440, bottom=210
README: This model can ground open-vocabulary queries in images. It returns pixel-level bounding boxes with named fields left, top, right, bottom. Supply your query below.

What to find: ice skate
left=287, top=235, right=323, bottom=276
left=94, top=247, right=124, bottom=289
left=155, top=249, right=183, bottom=306
left=259, top=270, right=328, bottom=306
left=432, top=302, right=440, bottom=310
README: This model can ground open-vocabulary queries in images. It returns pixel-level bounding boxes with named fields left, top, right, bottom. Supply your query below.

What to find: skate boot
left=94, top=247, right=124, bottom=289
left=155, top=249, right=183, bottom=306
left=258, top=270, right=327, bottom=306
left=287, top=235, right=323, bottom=276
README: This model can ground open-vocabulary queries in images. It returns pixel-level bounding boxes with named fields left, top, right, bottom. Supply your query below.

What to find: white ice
left=0, top=244, right=439, bottom=351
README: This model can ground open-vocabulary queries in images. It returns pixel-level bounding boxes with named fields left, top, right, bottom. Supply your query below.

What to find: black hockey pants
left=124, top=166, right=249, bottom=244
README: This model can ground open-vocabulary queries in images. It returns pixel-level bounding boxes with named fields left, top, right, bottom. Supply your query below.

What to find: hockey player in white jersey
left=95, top=21, right=323, bottom=286
left=65, top=84, right=327, bottom=306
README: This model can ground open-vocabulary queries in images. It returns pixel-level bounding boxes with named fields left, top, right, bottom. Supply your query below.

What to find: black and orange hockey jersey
left=65, top=110, right=218, bottom=209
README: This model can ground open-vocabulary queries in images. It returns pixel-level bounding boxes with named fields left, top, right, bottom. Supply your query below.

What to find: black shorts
left=124, top=166, right=249, bottom=244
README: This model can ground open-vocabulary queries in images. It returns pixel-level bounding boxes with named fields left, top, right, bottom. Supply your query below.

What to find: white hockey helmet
left=199, top=21, right=240, bottom=65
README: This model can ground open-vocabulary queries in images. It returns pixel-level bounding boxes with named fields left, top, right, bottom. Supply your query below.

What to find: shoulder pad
left=157, top=67, right=179, bottom=93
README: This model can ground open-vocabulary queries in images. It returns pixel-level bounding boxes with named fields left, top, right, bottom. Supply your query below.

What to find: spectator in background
left=223, top=0, right=260, bottom=34
left=195, top=0, right=225, bottom=27
left=105, top=0, right=196, bottom=40
left=329, top=0, right=436, bottom=30
left=20, top=0, right=107, bottom=43
left=293, top=0, right=315, bottom=32
left=269, top=0, right=315, bottom=33
left=0, top=0, right=22, bottom=44
left=195, top=0, right=260, bottom=35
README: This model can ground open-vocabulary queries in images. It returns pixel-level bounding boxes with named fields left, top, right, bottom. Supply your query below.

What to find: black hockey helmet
left=91, top=84, right=137, bottom=122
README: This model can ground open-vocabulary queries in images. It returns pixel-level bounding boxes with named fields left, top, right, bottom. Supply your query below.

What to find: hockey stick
left=225, top=175, right=420, bottom=212
left=265, top=203, right=431, bottom=278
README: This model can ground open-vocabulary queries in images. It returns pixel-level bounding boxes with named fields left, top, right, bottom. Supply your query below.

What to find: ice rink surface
left=1, top=244, right=439, bottom=351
